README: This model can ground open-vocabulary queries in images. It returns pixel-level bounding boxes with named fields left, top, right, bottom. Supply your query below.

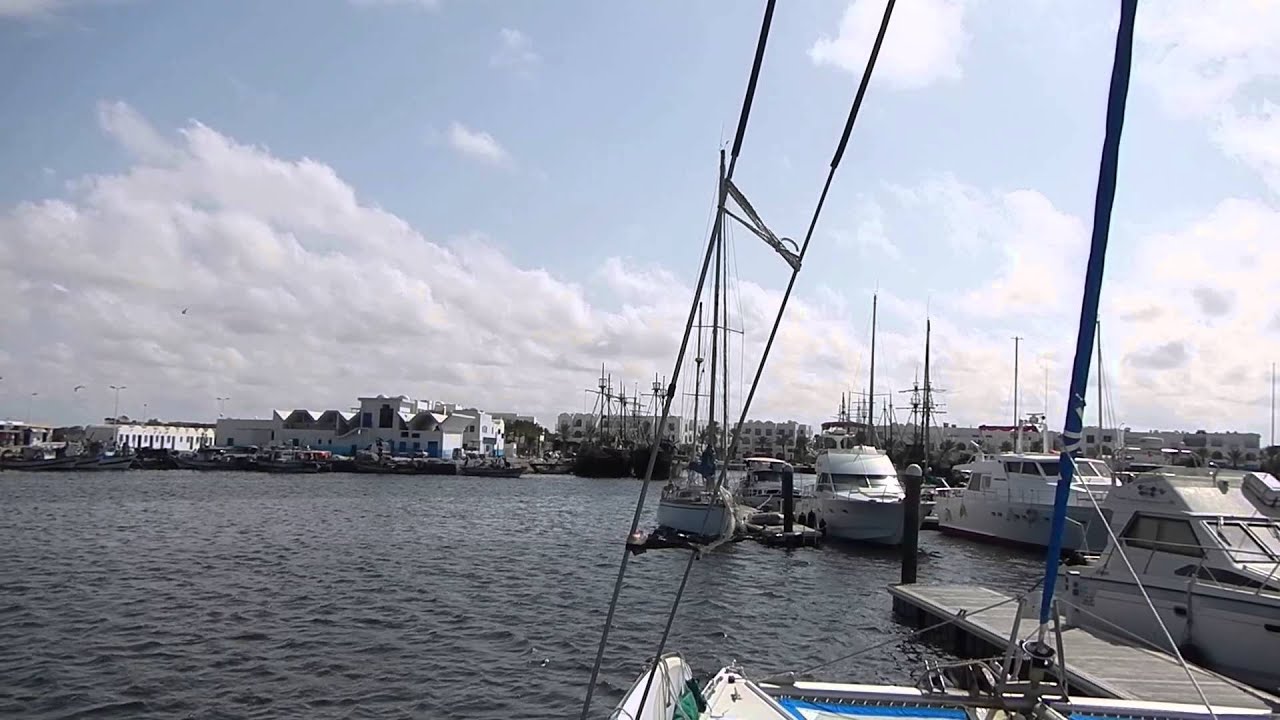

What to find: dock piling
left=902, top=463, right=922, bottom=584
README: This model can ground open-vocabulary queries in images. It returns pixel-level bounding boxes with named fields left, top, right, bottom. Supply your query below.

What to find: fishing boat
left=459, top=460, right=524, bottom=478
left=1061, top=468, right=1280, bottom=690
left=589, top=4, right=1269, bottom=719
left=74, top=454, right=135, bottom=471
left=0, top=446, right=79, bottom=471
left=256, top=448, right=330, bottom=473
left=529, top=458, right=574, bottom=474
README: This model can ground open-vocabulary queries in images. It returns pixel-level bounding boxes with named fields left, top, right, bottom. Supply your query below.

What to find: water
left=0, top=471, right=1044, bottom=718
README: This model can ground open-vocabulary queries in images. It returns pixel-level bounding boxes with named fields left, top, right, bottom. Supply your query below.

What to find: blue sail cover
left=697, top=444, right=718, bottom=481
left=1039, top=0, right=1138, bottom=628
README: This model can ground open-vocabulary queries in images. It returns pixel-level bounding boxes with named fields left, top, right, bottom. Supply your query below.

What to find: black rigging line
left=633, top=1, right=899, bottom=717
left=577, top=2, right=778, bottom=718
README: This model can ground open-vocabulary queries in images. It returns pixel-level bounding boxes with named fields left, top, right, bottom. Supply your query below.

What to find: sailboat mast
left=1039, top=0, right=1138, bottom=635
left=1272, top=361, right=1276, bottom=449
left=707, top=160, right=724, bottom=459
left=1095, top=320, right=1103, bottom=457
left=922, top=319, right=931, bottom=472
left=868, top=293, right=877, bottom=446
left=1013, top=336, right=1022, bottom=453
left=692, top=303, right=703, bottom=449
left=722, top=233, right=731, bottom=456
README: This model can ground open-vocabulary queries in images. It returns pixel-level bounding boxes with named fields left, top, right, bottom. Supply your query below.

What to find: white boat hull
left=1064, top=572, right=1280, bottom=691
left=796, top=496, right=919, bottom=545
left=934, top=495, right=1109, bottom=553
left=610, top=653, right=694, bottom=720
left=656, top=497, right=729, bottom=538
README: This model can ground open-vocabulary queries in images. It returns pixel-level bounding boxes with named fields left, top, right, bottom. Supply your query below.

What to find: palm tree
left=937, top=439, right=958, bottom=470
left=1227, top=448, right=1243, bottom=469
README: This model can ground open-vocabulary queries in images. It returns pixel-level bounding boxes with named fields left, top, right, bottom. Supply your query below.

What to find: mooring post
left=781, top=466, right=794, bottom=534
left=902, top=463, right=922, bottom=584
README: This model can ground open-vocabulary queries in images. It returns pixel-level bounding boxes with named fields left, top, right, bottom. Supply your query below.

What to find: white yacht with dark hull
left=1062, top=469, right=1280, bottom=691
left=934, top=451, right=1114, bottom=553
left=795, top=423, right=927, bottom=546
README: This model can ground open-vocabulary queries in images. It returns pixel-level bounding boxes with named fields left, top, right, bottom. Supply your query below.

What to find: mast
left=1013, top=335, right=1022, bottom=453
left=1272, top=361, right=1276, bottom=449
left=1039, top=0, right=1137, bottom=637
left=868, top=293, right=878, bottom=446
left=707, top=152, right=724, bottom=460
left=692, top=303, right=703, bottom=451
left=922, top=319, right=932, bottom=472
left=722, top=227, right=731, bottom=456
left=1096, top=320, right=1103, bottom=457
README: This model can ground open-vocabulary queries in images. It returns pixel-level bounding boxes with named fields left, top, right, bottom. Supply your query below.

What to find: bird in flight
left=181, top=307, right=189, bottom=315
left=74, top=385, right=86, bottom=392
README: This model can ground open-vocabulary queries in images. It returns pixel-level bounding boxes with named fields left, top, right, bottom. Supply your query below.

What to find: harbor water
left=0, top=471, right=1043, bottom=719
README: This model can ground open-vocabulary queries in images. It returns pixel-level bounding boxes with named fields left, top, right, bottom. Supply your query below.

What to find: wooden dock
left=888, top=583, right=1279, bottom=711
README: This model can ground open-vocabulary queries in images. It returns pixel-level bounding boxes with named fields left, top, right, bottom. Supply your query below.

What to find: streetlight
left=216, top=396, right=230, bottom=418
left=109, top=385, right=127, bottom=419
left=27, top=392, right=37, bottom=423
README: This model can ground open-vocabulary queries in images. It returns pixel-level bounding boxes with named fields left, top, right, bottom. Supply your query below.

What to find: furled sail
left=724, top=179, right=800, bottom=271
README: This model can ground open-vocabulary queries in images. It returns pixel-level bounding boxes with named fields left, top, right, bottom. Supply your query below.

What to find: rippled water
left=0, top=471, right=1044, bottom=718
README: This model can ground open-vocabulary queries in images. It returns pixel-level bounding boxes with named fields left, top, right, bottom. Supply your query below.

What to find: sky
left=1, top=0, right=1278, bottom=440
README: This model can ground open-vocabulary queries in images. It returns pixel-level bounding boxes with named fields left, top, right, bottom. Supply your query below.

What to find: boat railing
left=1109, top=537, right=1280, bottom=597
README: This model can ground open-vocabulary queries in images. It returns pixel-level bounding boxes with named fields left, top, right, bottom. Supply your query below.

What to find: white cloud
left=810, top=0, right=968, bottom=89
left=1214, top=101, right=1280, bottom=195
left=491, top=28, right=539, bottom=71
left=0, top=101, right=885, bottom=430
left=831, top=197, right=900, bottom=260
left=446, top=122, right=510, bottom=166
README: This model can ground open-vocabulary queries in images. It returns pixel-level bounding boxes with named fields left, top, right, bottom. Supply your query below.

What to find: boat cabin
left=954, top=452, right=1114, bottom=506
left=1089, top=469, right=1280, bottom=592
left=736, top=457, right=796, bottom=504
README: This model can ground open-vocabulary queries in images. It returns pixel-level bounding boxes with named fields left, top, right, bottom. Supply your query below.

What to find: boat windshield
left=1214, top=520, right=1280, bottom=564
left=829, top=473, right=899, bottom=491
left=747, top=470, right=788, bottom=484
left=1035, top=458, right=1112, bottom=482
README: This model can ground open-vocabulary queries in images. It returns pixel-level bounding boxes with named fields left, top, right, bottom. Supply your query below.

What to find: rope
left=577, top=2, right=779, bottom=717
left=1070, top=457, right=1220, bottom=718
left=762, top=578, right=1041, bottom=681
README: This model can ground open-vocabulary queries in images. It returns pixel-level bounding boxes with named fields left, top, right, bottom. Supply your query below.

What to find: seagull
left=73, top=385, right=85, bottom=392
left=181, top=307, right=189, bottom=315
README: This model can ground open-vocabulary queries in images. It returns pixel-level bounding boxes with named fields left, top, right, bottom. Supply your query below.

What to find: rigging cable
left=577, top=1, right=779, bottom=716
left=711, top=0, right=897, bottom=497
left=630, top=3, right=900, bottom=717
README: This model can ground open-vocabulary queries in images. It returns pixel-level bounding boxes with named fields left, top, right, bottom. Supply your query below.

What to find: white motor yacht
left=1062, top=468, right=1280, bottom=691
left=734, top=456, right=804, bottom=512
left=934, top=451, right=1114, bottom=553
left=795, top=423, right=926, bottom=545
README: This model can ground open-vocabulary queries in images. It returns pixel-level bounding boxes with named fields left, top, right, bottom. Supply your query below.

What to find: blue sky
left=2, top=0, right=1279, bottom=439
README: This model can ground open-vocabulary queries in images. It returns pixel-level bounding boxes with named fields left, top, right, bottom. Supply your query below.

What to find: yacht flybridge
left=1063, top=468, right=1280, bottom=691
left=934, top=451, right=1114, bottom=553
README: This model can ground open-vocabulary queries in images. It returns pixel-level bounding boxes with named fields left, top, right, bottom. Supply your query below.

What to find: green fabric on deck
left=675, top=688, right=701, bottom=720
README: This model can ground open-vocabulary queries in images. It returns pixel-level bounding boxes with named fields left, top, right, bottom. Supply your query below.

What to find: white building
left=736, top=419, right=812, bottom=461
left=1121, top=428, right=1262, bottom=468
left=84, top=419, right=215, bottom=452
left=0, top=421, right=55, bottom=448
left=215, top=395, right=504, bottom=458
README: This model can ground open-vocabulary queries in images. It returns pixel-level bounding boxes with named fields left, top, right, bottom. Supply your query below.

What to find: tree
left=1000, top=441, right=1014, bottom=452
left=1100, top=444, right=1113, bottom=456
left=1211, top=450, right=1224, bottom=461
left=506, top=419, right=546, bottom=456
left=1227, top=448, right=1243, bottom=469
left=936, top=439, right=958, bottom=470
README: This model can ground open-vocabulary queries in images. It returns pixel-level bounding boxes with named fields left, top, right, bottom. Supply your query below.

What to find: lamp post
left=27, top=392, right=37, bottom=423
left=109, top=385, right=127, bottom=420
left=216, top=396, right=230, bottom=418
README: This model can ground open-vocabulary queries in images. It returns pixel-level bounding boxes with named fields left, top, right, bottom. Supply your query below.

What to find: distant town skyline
left=2, top=1, right=1279, bottom=438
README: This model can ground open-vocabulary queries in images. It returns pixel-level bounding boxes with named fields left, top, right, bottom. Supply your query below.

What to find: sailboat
left=589, top=2, right=1270, bottom=718
left=654, top=157, right=742, bottom=539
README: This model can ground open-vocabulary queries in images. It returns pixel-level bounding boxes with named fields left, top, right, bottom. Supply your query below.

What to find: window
left=766, top=429, right=774, bottom=436
left=1086, top=434, right=1095, bottom=444
left=1102, top=434, right=1113, bottom=442
left=378, top=405, right=393, bottom=429
left=1036, top=460, right=1061, bottom=477
left=1121, top=515, right=1203, bottom=557
left=574, top=419, right=583, bottom=428
left=226, top=437, right=235, bottom=446
left=400, top=431, right=409, bottom=438
left=1214, top=521, right=1280, bottom=563
left=467, top=425, right=475, bottom=433
left=411, top=432, right=420, bottom=438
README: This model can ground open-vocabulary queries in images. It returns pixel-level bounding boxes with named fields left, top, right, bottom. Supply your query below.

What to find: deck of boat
left=888, top=583, right=1279, bottom=711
